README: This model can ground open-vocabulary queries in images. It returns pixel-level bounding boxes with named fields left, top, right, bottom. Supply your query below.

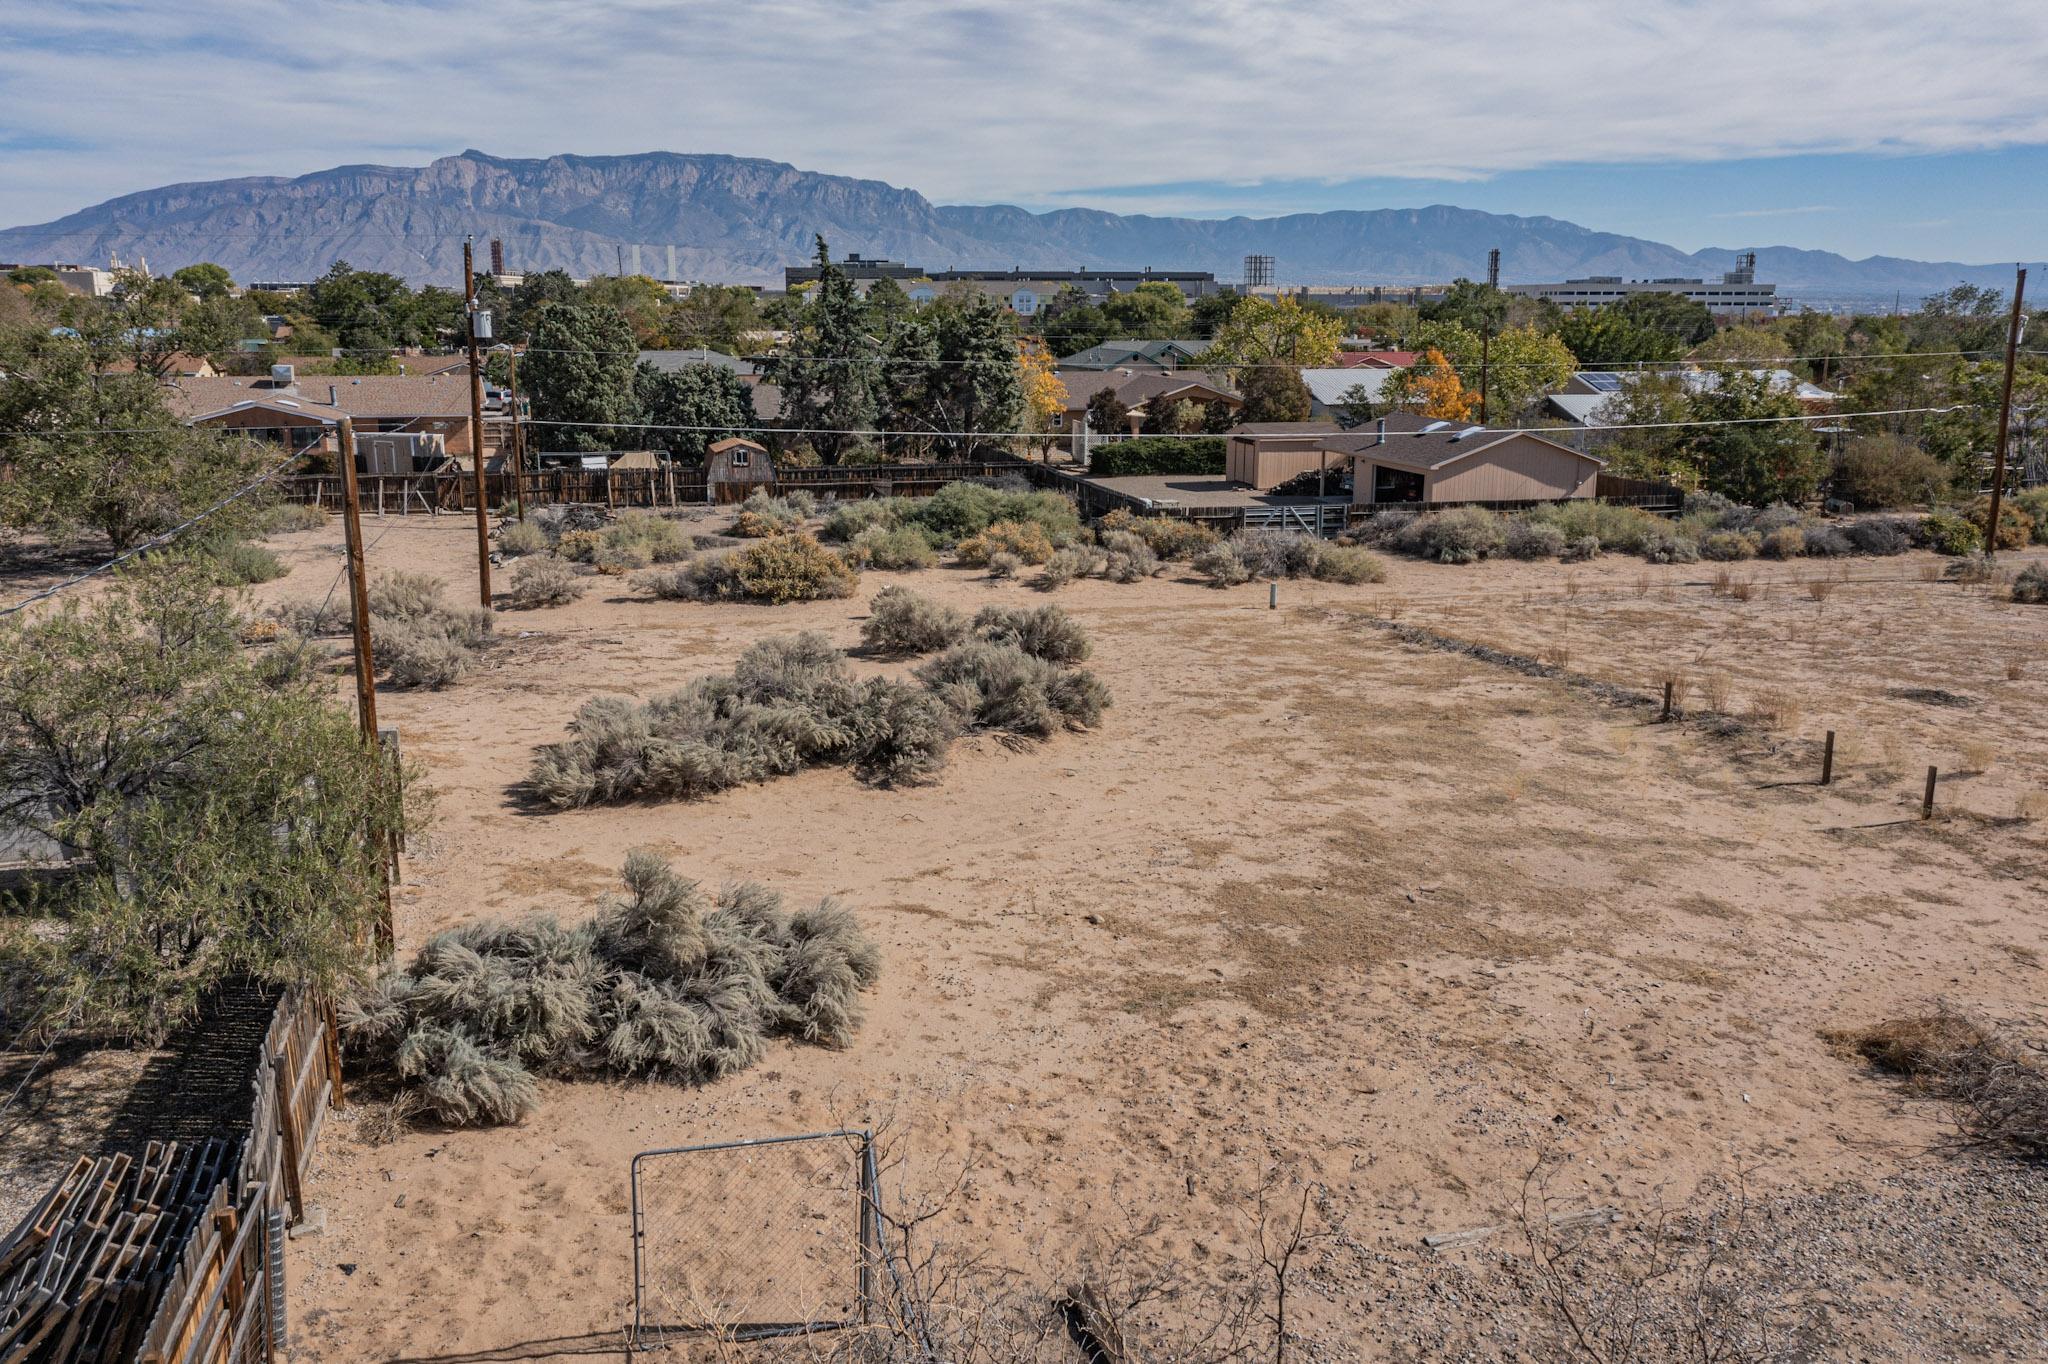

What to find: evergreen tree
left=634, top=361, right=755, bottom=460
left=521, top=304, right=639, bottom=451
left=769, top=238, right=879, bottom=464
left=1237, top=365, right=1313, bottom=423
left=927, top=291, right=1023, bottom=456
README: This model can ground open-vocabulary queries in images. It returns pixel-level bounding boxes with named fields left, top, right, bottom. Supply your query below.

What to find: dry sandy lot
left=206, top=515, right=2048, bottom=1358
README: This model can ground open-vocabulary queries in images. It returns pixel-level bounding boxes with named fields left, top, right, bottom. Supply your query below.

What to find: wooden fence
left=0, top=990, right=344, bottom=1363
left=272, top=458, right=1041, bottom=513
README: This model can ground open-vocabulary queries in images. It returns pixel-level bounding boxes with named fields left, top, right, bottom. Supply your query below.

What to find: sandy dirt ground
left=34, top=510, right=2048, bottom=1360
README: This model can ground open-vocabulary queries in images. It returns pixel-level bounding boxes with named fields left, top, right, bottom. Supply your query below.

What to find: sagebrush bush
left=847, top=525, right=938, bottom=571
left=1638, top=526, right=1700, bottom=564
left=861, top=586, right=969, bottom=656
left=508, top=555, right=586, bottom=609
left=1802, top=524, right=1852, bottom=557
left=2014, top=488, right=2048, bottom=543
left=556, top=529, right=605, bottom=564
left=821, top=498, right=905, bottom=543
left=1396, top=507, right=1505, bottom=564
left=1098, top=510, right=1221, bottom=561
left=369, top=572, right=446, bottom=621
left=1759, top=526, right=1808, bottom=559
left=915, top=642, right=1109, bottom=736
left=1845, top=517, right=1914, bottom=556
left=1699, top=530, right=1759, bottom=561
left=2013, top=563, right=2048, bottom=605
left=498, top=520, right=549, bottom=557
left=1310, top=544, right=1386, bottom=584
left=638, top=556, right=741, bottom=602
left=986, top=551, right=1023, bottom=579
left=1193, top=542, right=1251, bottom=586
left=1035, top=546, right=1101, bottom=591
left=260, top=501, right=330, bottom=533
left=731, top=489, right=807, bottom=538
left=971, top=604, right=1092, bottom=663
left=1969, top=495, right=2035, bottom=551
left=732, top=534, right=859, bottom=604
left=606, top=512, right=692, bottom=563
left=1503, top=520, right=1567, bottom=560
left=188, top=539, right=286, bottom=586
left=1233, top=528, right=1323, bottom=578
left=955, top=520, right=1055, bottom=566
left=270, top=595, right=351, bottom=637
left=1560, top=536, right=1601, bottom=563
left=340, top=852, right=883, bottom=1125
left=1527, top=502, right=1666, bottom=555
left=905, top=482, right=1079, bottom=545
left=1350, top=508, right=1417, bottom=548
left=593, top=540, right=653, bottom=575
left=375, top=606, right=493, bottom=689
left=1752, top=504, right=1803, bottom=535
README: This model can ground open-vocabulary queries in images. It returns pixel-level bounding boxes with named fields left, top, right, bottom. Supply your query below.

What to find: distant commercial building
left=1504, top=254, right=1778, bottom=313
left=2, top=262, right=118, bottom=297
left=783, top=256, right=1219, bottom=315
left=1242, top=254, right=1275, bottom=288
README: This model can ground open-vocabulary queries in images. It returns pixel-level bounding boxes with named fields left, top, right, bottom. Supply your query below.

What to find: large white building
left=1505, top=254, right=1777, bottom=314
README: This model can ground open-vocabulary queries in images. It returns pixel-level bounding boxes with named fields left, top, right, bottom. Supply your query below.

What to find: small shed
left=1328, top=415, right=1603, bottom=506
left=1225, top=422, right=1343, bottom=490
left=706, top=437, right=774, bottom=501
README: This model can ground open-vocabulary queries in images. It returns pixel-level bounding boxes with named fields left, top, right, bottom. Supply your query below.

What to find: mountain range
left=1, top=150, right=2037, bottom=300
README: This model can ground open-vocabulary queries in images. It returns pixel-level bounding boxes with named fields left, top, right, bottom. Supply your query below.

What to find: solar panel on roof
left=1579, top=371, right=1624, bottom=392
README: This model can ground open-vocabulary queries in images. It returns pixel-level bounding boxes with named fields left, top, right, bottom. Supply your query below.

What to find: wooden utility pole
left=507, top=349, right=527, bottom=522
left=1985, top=266, right=2027, bottom=558
left=1478, top=328, right=1490, bottom=424
left=462, top=237, right=493, bottom=606
left=339, top=417, right=396, bottom=950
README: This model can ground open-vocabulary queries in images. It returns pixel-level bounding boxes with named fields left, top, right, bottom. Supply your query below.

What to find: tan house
left=1327, top=413, right=1603, bottom=506
left=164, top=366, right=479, bottom=459
left=1224, top=421, right=1344, bottom=490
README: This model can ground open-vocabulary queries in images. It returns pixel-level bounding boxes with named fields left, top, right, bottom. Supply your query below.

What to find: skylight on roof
left=1419, top=420, right=1451, bottom=433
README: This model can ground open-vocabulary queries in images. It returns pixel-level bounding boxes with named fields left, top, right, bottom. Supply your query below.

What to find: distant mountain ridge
left=0, top=149, right=2035, bottom=297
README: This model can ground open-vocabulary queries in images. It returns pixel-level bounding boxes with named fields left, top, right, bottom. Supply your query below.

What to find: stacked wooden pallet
left=0, top=1139, right=237, bottom=1364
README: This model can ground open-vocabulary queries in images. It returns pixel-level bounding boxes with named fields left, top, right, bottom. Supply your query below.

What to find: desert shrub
left=732, top=534, right=859, bottom=604
left=1699, top=530, right=1759, bottom=561
left=915, top=642, right=1109, bottom=736
left=972, top=604, right=1091, bottom=664
left=821, top=498, right=906, bottom=543
left=903, top=482, right=1079, bottom=545
left=270, top=595, right=350, bottom=637
left=366, top=572, right=445, bottom=621
left=1968, top=495, right=2035, bottom=551
left=2013, top=488, right=2048, bottom=543
left=1844, top=517, right=1914, bottom=556
left=1226, top=528, right=1317, bottom=579
left=1560, top=536, right=1600, bottom=563
left=1100, top=543, right=1160, bottom=582
left=1919, top=510, right=1983, bottom=556
left=1751, top=503, right=1803, bottom=535
left=259, top=501, right=330, bottom=533
left=955, top=519, right=1055, bottom=567
left=375, top=606, right=493, bottom=689
left=508, top=555, right=586, bottom=609
left=1086, top=435, right=1226, bottom=477
left=1802, top=524, right=1852, bottom=557
left=1193, top=542, right=1252, bottom=586
left=1637, top=525, right=1700, bottom=564
left=341, top=853, right=883, bottom=1125
left=1503, top=520, right=1567, bottom=560
left=1758, top=526, right=1807, bottom=559
left=1831, top=1007, right=2048, bottom=1160
left=1309, top=544, right=1386, bottom=584
left=637, top=555, right=741, bottom=602
left=2013, top=563, right=2048, bottom=605
left=1527, top=501, right=1669, bottom=555
left=183, top=539, right=284, bottom=586
left=1099, top=512, right=1220, bottom=561
left=848, top=525, right=938, bottom=571
left=1832, top=436, right=1947, bottom=510
left=847, top=678, right=962, bottom=786
left=498, top=520, right=549, bottom=557
left=1396, top=507, right=1505, bottom=564
left=1033, top=547, right=1098, bottom=591
left=556, top=529, right=605, bottom=563
left=861, top=586, right=969, bottom=656
left=731, top=489, right=806, bottom=538
left=1350, top=508, right=1417, bottom=548
left=533, top=504, right=608, bottom=542
left=986, top=551, right=1023, bottom=579
left=606, top=512, right=692, bottom=563
left=593, top=539, right=653, bottom=575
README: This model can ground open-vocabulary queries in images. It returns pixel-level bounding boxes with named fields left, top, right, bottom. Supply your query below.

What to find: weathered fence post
left=1661, top=681, right=1674, bottom=722
left=1269, top=582, right=1277, bottom=610
left=1922, top=765, right=1938, bottom=820
left=1821, top=731, right=1835, bottom=785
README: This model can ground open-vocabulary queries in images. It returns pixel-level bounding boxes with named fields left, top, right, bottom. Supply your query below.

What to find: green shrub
left=607, top=512, right=692, bottom=562
left=821, top=498, right=906, bottom=543
left=1561, top=536, right=1601, bottom=562
left=847, top=525, right=938, bottom=571
left=971, top=604, right=1092, bottom=664
left=1034, top=546, right=1100, bottom=591
left=341, top=853, right=883, bottom=1125
left=2013, top=563, right=2048, bottom=605
left=637, top=556, right=742, bottom=602
left=556, top=529, right=605, bottom=563
left=1310, top=544, right=1386, bottom=584
left=1759, top=526, right=1807, bottom=560
left=902, top=482, right=1080, bottom=545
left=1832, top=436, right=1947, bottom=510
left=593, top=540, right=654, bottom=575
left=198, top=540, right=287, bottom=585
left=498, top=520, right=549, bottom=557
left=1396, top=507, right=1505, bottom=564
left=861, top=586, right=968, bottom=656
left=1526, top=502, right=1666, bottom=555
left=1503, top=520, right=1567, bottom=560
left=1193, top=542, right=1251, bottom=586
left=1969, top=496, right=2035, bottom=551
left=1099, top=510, right=1221, bottom=560
left=2013, top=488, right=2048, bottom=543
left=1699, top=530, right=1759, bottom=561
left=508, top=555, right=586, bottom=609
left=1920, top=510, right=1983, bottom=556
left=270, top=595, right=350, bottom=636
left=1087, top=436, right=1226, bottom=478
left=732, top=534, right=859, bottom=604
left=955, top=519, right=1055, bottom=566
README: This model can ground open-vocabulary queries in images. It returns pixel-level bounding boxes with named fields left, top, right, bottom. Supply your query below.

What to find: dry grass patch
left=1827, top=1007, right=2048, bottom=1159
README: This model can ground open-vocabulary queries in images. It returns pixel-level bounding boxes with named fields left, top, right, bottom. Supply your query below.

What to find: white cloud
left=1710, top=206, right=1839, bottom=219
left=3, top=0, right=2048, bottom=224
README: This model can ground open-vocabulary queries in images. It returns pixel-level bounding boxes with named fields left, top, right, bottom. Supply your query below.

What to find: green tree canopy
left=521, top=304, right=640, bottom=451
left=634, top=361, right=756, bottom=460
left=1683, top=369, right=1827, bottom=505
left=767, top=238, right=880, bottom=464
left=1204, top=295, right=1343, bottom=369
left=170, top=263, right=235, bottom=299
left=1420, top=278, right=1510, bottom=334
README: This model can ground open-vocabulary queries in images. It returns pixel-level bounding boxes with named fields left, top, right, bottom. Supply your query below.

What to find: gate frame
left=629, top=1128, right=880, bottom=1349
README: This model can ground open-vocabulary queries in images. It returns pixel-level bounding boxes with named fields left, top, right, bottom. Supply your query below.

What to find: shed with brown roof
left=706, top=437, right=773, bottom=492
left=1225, top=421, right=1343, bottom=490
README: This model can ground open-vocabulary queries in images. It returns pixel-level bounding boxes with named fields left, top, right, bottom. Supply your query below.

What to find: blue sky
left=4, top=1, right=2047, bottom=264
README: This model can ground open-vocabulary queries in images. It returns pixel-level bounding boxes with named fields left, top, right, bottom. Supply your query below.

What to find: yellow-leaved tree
left=1017, top=339, right=1068, bottom=457
left=1391, top=347, right=1478, bottom=421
